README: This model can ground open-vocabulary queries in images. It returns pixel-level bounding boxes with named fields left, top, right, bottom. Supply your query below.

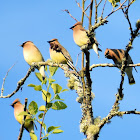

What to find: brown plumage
left=21, top=41, right=45, bottom=80
left=11, top=99, right=34, bottom=133
left=105, top=48, right=135, bottom=85
left=70, top=21, right=102, bottom=57
left=48, top=38, right=79, bottom=76
left=48, top=38, right=73, bottom=64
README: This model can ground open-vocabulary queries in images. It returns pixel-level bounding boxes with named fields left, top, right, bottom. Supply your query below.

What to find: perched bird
left=70, top=21, right=102, bottom=57
left=104, top=48, right=136, bottom=85
left=48, top=38, right=79, bottom=75
left=21, top=41, right=45, bottom=80
left=11, top=99, right=34, bottom=133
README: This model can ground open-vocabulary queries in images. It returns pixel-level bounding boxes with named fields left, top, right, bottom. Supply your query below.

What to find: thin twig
left=89, top=0, right=93, bottom=25
left=97, top=0, right=103, bottom=7
left=101, top=0, right=107, bottom=19
left=62, top=9, right=78, bottom=22
left=40, top=111, right=46, bottom=140
left=1, top=63, right=16, bottom=96
left=0, top=68, right=32, bottom=98
left=18, top=98, right=28, bottom=140
left=75, top=0, right=89, bottom=19
left=95, top=0, right=98, bottom=24
left=89, top=63, right=140, bottom=71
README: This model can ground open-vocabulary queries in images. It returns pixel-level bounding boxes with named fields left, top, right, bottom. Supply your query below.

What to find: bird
left=11, top=99, right=34, bottom=133
left=21, top=41, right=45, bottom=80
left=47, top=38, right=79, bottom=75
left=70, top=21, right=102, bottom=57
left=104, top=48, right=136, bottom=85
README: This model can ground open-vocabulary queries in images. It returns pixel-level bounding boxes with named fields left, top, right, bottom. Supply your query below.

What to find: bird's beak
left=47, top=41, right=50, bottom=43
left=69, top=26, right=74, bottom=30
left=10, top=103, right=14, bottom=107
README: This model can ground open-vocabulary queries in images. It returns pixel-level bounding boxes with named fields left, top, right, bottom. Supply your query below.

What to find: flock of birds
left=11, top=21, right=136, bottom=138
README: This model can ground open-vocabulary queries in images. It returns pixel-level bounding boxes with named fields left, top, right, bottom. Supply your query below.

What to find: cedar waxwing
left=11, top=99, right=34, bottom=133
left=48, top=38, right=79, bottom=75
left=104, top=48, right=136, bottom=85
left=70, top=21, right=102, bottom=57
left=21, top=41, right=45, bottom=80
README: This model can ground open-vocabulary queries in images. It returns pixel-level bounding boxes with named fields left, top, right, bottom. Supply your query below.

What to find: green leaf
left=54, top=94, right=64, bottom=101
left=28, top=101, right=38, bottom=115
left=34, top=85, right=42, bottom=91
left=43, top=123, right=47, bottom=132
left=52, top=101, right=67, bottom=110
left=42, top=90, right=51, bottom=103
left=46, top=103, right=52, bottom=109
left=54, top=94, right=60, bottom=100
left=43, top=138, right=48, bottom=140
left=52, top=129, right=64, bottom=134
left=30, top=133, right=37, bottom=140
left=51, top=84, right=62, bottom=94
left=18, top=111, right=31, bottom=116
left=49, top=66, right=58, bottom=76
left=38, top=113, right=44, bottom=119
left=48, top=78, right=55, bottom=84
left=35, top=72, right=43, bottom=82
left=108, top=0, right=120, bottom=7
left=61, top=89, right=68, bottom=92
left=28, top=84, right=36, bottom=87
left=39, top=105, right=46, bottom=111
left=47, top=126, right=60, bottom=133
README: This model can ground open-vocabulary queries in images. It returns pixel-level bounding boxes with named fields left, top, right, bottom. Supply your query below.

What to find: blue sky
left=0, top=0, right=140, bottom=140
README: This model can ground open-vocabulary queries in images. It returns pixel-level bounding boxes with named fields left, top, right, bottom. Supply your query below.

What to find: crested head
left=20, top=41, right=33, bottom=47
left=47, top=38, right=58, bottom=44
left=11, top=99, right=20, bottom=108
left=70, top=21, right=82, bottom=30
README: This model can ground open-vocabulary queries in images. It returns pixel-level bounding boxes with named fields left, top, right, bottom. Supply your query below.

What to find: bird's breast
left=50, top=49, right=67, bottom=64
left=23, top=48, right=43, bottom=65
left=73, top=30, right=89, bottom=47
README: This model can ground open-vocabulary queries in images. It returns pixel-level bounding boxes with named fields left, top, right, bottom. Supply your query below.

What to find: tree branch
left=1, top=63, right=16, bottom=96
left=18, top=98, right=28, bottom=140
left=62, top=9, right=78, bottom=22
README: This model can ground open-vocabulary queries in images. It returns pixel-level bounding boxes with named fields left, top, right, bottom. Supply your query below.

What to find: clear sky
left=0, top=0, right=140, bottom=140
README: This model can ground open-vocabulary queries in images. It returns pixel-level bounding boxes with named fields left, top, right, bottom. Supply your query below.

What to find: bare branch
left=0, top=68, right=32, bottom=98
left=62, top=9, right=78, bottom=22
left=1, top=63, right=16, bottom=96
left=101, top=0, right=107, bottom=19
left=75, top=0, right=89, bottom=19
left=89, top=0, right=93, bottom=26
left=18, top=98, right=28, bottom=140
left=95, top=0, right=98, bottom=24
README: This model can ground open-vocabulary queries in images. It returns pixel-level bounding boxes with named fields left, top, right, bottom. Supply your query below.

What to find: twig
left=40, top=110, right=46, bottom=140
left=97, top=0, right=103, bottom=7
left=75, top=0, right=89, bottom=19
left=89, top=0, right=93, bottom=26
left=18, top=98, right=28, bottom=140
left=95, top=0, right=98, bottom=24
left=81, top=0, right=85, bottom=23
left=1, top=63, right=16, bottom=96
left=0, top=68, right=32, bottom=98
left=121, top=1, right=134, bottom=37
left=89, top=63, right=140, bottom=71
left=104, top=0, right=127, bottom=19
left=62, top=9, right=78, bottom=22
left=101, top=0, right=107, bottom=19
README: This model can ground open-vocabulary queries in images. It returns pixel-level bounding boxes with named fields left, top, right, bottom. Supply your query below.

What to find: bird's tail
left=67, top=60, right=80, bottom=77
left=92, top=42, right=102, bottom=58
left=39, top=66, right=46, bottom=80
left=129, top=75, right=135, bottom=85
left=126, top=68, right=135, bottom=85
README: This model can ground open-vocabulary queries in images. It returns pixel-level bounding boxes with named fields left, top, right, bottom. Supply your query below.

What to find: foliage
left=27, top=66, right=68, bottom=139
